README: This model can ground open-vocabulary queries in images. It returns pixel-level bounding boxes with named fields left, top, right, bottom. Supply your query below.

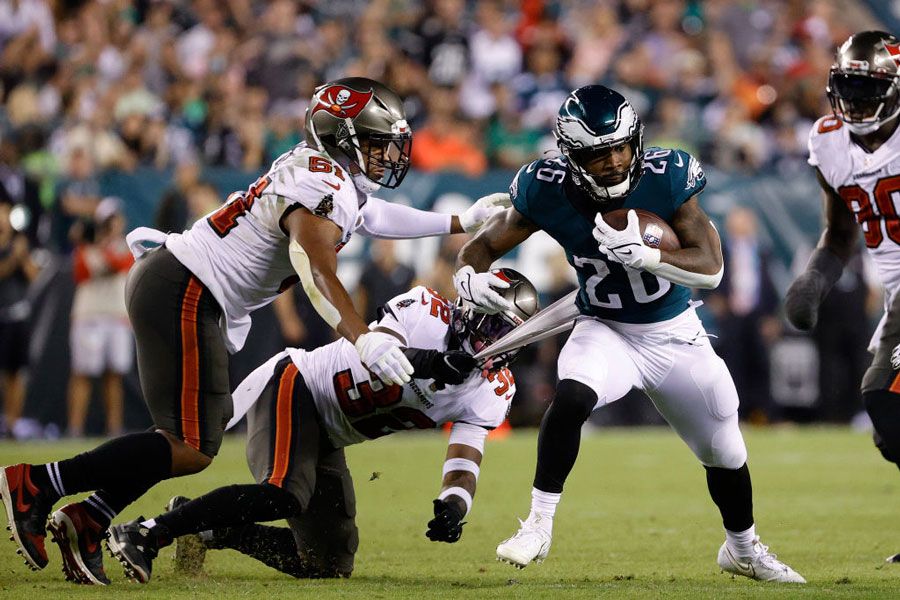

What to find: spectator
left=154, top=159, right=201, bottom=233
left=355, top=239, right=416, bottom=324
left=67, top=197, right=134, bottom=437
left=707, top=207, right=780, bottom=422
left=53, top=146, right=101, bottom=253
left=485, top=83, right=543, bottom=169
left=0, top=192, right=38, bottom=437
left=411, top=86, right=487, bottom=177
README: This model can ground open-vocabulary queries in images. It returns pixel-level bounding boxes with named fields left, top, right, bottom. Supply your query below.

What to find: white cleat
left=496, top=514, right=552, bottom=569
left=717, top=537, right=806, bottom=583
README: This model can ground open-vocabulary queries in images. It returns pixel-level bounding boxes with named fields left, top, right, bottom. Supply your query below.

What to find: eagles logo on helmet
left=827, top=31, right=900, bottom=135
left=305, top=77, right=412, bottom=193
left=451, top=268, right=539, bottom=370
left=554, top=85, right=645, bottom=202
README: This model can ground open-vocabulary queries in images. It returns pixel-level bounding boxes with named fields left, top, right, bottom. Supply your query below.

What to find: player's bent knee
left=549, top=379, right=598, bottom=423
left=705, top=422, right=748, bottom=469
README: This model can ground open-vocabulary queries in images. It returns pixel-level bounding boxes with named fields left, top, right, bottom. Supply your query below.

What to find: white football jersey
left=229, top=286, right=514, bottom=447
left=808, top=115, right=900, bottom=296
left=165, top=144, right=366, bottom=352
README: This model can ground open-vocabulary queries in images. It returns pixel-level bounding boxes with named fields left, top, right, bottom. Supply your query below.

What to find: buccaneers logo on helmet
left=311, top=85, right=374, bottom=119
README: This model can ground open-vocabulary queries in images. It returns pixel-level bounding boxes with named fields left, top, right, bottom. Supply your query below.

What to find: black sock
left=155, top=484, right=300, bottom=542
left=864, top=390, right=900, bottom=470
left=533, top=379, right=598, bottom=493
left=42, top=432, right=172, bottom=501
left=705, top=463, right=754, bottom=532
left=81, top=481, right=160, bottom=529
left=215, top=524, right=309, bottom=577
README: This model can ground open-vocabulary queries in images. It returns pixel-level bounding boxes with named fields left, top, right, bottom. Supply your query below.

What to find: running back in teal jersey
left=509, top=147, right=707, bottom=324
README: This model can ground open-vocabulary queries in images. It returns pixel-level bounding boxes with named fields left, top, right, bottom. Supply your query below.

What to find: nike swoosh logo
left=324, top=181, right=341, bottom=190
left=504, top=394, right=513, bottom=401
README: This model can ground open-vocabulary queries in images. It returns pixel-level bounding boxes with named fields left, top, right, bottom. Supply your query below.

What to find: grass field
left=0, top=426, right=897, bottom=599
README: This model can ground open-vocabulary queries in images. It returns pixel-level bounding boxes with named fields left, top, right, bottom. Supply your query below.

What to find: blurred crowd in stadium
left=0, top=0, right=888, bottom=438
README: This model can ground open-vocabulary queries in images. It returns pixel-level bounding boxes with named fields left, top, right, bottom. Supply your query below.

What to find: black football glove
left=784, top=272, right=825, bottom=331
left=784, top=247, right=845, bottom=332
left=426, top=498, right=466, bottom=543
left=431, top=351, right=479, bottom=386
left=404, top=349, right=479, bottom=386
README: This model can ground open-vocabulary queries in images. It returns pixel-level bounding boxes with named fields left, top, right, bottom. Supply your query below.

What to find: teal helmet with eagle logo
left=554, top=85, right=644, bottom=202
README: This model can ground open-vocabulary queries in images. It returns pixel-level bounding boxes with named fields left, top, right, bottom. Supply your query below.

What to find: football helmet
left=305, top=77, right=412, bottom=193
left=827, top=31, right=900, bottom=135
left=555, top=85, right=644, bottom=202
left=452, top=268, right=539, bottom=369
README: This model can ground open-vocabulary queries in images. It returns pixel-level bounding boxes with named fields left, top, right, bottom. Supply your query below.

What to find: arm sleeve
left=357, top=197, right=451, bottom=239
left=670, top=151, right=707, bottom=209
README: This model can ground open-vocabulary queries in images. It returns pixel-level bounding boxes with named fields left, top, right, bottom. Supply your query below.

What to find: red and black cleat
left=47, top=503, right=110, bottom=585
left=0, top=464, right=52, bottom=570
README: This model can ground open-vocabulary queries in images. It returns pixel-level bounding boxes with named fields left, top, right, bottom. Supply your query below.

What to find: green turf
left=0, top=427, right=897, bottom=598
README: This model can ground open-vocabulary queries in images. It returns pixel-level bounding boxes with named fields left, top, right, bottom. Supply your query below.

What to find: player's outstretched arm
left=454, top=207, right=538, bottom=313
left=784, top=169, right=857, bottom=331
left=426, top=423, right=488, bottom=544
left=358, top=192, right=512, bottom=239
left=284, top=207, right=413, bottom=386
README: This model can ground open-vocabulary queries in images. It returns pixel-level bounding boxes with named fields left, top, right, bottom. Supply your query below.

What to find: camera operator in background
left=0, top=193, right=39, bottom=438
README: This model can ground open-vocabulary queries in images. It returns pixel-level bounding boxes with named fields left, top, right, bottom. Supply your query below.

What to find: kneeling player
left=104, top=271, right=537, bottom=582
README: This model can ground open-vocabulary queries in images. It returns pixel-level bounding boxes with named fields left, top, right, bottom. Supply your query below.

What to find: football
left=601, top=208, right=681, bottom=252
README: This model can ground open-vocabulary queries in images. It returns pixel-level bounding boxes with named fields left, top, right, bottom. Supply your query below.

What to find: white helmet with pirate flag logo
left=827, top=31, right=900, bottom=135
left=305, top=77, right=412, bottom=193
left=451, top=268, right=540, bottom=369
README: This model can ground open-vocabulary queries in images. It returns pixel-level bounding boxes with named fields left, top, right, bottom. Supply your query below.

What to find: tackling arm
left=426, top=423, right=488, bottom=543
left=284, top=207, right=369, bottom=342
left=784, top=169, right=857, bottom=331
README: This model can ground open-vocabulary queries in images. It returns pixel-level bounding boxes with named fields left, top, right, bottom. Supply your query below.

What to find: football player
left=454, top=85, right=805, bottom=582
left=0, top=77, right=507, bottom=585
left=102, top=272, right=536, bottom=582
left=784, top=31, right=900, bottom=564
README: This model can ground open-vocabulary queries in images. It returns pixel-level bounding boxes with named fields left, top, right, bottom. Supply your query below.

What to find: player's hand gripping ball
left=593, top=208, right=680, bottom=270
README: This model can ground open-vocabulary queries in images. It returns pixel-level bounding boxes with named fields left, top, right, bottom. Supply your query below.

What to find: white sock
left=140, top=518, right=157, bottom=529
left=529, top=488, right=561, bottom=522
left=725, top=524, right=757, bottom=557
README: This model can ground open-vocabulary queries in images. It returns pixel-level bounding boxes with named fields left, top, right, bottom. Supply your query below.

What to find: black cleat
left=0, top=464, right=53, bottom=570
left=167, top=496, right=207, bottom=576
left=887, top=552, right=900, bottom=563
left=47, top=503, right=110, bottom=585
left=106, top=517, right=158, bottom=583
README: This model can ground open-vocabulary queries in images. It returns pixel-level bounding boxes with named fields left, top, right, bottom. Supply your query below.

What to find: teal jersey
left=510, top=147, right=706, bottom=324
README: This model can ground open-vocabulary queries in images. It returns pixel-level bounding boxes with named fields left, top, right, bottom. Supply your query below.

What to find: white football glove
left=458, top=193, right=512, bottom=234
left=592, top=210, right=661, bottom=271
left=354, top=331, right=414, bottom=387
left=453, top=265, right=514, bottom=314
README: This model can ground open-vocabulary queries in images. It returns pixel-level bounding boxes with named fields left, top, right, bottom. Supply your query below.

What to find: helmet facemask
left=827, top=68, right=900, bottom=134
left=451, top=302, right=524, bottom=370
left=305, top=78, right=413, bottom=194
left=562, top=129, right=644, bottom=202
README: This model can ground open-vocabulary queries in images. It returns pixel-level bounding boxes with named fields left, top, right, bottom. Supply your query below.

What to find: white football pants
left=557, top=307, right=747, bottom=469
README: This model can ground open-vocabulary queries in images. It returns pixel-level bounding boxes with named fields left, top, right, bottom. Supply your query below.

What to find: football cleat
left=167, top=496, right=207, bottom=576
left=496, top=514, right=552, bottom=569
left=886, top=552, right=900, bottom=563
left=106, top=517, right=158, bottom=583
left=47, top=503, right=110, bottom=585
left=717, top=538, right=806, bottom=583
left=0, top=464, right=53, bottom=570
